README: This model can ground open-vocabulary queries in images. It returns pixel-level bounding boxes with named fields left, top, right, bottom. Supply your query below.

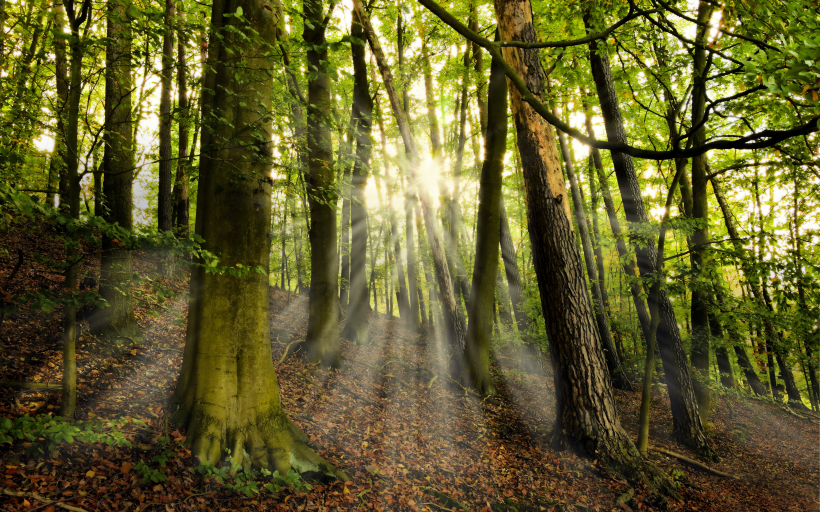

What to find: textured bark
left=341, top=11, right=372, bottom=345
left=583, top=103, right=651, bottom=348
left=465, top=49, right=506, bottom=395
left=302, top=0, right=340, bottom=366
left=688, top=0, right=715, bottom=422
left=555, top=118, right=630, bottom=391
left=172, top=17, right=190, bottom=237
left=355, top=0, right=466, bottom=357
left=586, top=20, right=713, bottom=458
left=170, top=0, right=347, bottom=478
left=157, top=0, right=175, bottom=235
left=499, top=204, right=530, bottom=335
left=90, top=0, right=138, bottom=344
left=495, top=0, right=674, bottom=492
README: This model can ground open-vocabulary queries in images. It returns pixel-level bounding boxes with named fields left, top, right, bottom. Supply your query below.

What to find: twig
left=649, top=447, right=737, bottom=479
left=2, top=487, right=89, bottom=512
left=420, top=486, right=471, bottom=511
left=278, top=339, right=301, bottom=364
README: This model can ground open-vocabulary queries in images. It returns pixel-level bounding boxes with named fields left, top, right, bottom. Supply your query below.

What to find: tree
left=341, top=10, right=373, bottom=345
left=170, top=0, right=346, bottom=476
left=301, top=0, right=340, bottom=366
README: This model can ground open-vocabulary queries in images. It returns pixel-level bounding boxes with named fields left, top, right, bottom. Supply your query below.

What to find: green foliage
left=196, top=452, right=314, bottom=497
left=0, top=414, right=139, bottom=456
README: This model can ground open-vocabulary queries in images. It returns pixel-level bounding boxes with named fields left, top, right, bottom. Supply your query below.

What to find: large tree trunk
left=585, top=17, right=714, bottom=458
left=465, top=47, right=506, bottom=395
left=354, top=0, right=467, bottom=359
left=172, top=14, right=190, bottom=237
left=688, top=0, right=715, bottom=422
left=341, top=11, right=372, bottom=345
left=157, top=0, right=175, bottom=236
left=302, top=0, right=340, bottom=366
left=494, top=0, right=674, bottom=492
left=170, top=0, right=347, bottom=477
left=90, top=0, right=138, bottom=344
left=555, top=114, right=631, bottom=391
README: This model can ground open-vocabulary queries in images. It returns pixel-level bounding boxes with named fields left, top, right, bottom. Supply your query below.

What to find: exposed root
left=650, top=446, right=738, bottom=479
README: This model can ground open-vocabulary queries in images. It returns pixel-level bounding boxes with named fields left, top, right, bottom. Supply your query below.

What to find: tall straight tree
left=157, top=0, right=175, bottom=238
left=172, top=9, right=190, bottom=237
left=170, top=0, right=347, bottom=477
left=465, top=46, right=506, bottom=395
left=91, top=0, right=138, bottom=344
left=59, top=0, right=92, bottom=419
left=585, top=12, right=714, bottom=458
left=482, top=0, right=675, bottom=491
left=341, top=10, right=373, bottom=344
left=301, top=0, right=340, bottom=366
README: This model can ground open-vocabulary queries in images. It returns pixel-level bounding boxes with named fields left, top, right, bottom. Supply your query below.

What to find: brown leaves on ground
left=0, top=231, right=817, bottom=512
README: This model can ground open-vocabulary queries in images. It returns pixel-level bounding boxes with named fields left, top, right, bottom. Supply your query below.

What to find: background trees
left=0, top=0, right=818, bottom=492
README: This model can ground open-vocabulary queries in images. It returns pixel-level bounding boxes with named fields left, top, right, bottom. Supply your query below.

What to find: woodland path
left=0, top=271, right=818, bottom=512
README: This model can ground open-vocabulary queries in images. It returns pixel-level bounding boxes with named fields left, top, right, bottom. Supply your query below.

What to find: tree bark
left=495, top=0, right=675, bottom=491
left=157, top=0, right=175, bottom=236
left=302, top=0, right=340, bottom=366
left=465, top=47, right=506, bottom=395
left=172, top=12, right=190, bottom=238
left=170, top=0, right=347, bottom=477
left=90, top=0, right=138, bottom=345
left=688, top=0, right=715, bottom=422
left=499, top=204, right=530, bottom=335
left=585, top=18, right=714, bottom=458
left=341, top=10, right=372, bottom=345
left=555, top=113, right=631, bottom=391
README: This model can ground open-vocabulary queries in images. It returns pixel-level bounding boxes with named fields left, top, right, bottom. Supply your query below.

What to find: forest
left=0, top=0, right=818, bottom=509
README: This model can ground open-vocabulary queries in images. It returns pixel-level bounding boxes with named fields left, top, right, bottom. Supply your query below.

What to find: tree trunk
left=688, top=0, right=715, bottom=423
left=173, top=14, right=190, bottom=237
left=170, top=0, right=347, bottom=477
left=50, top=4, right=69, bottom=208
left=555, top=113, right=631, bottom=391
left=90, top=0, right=138, bottom=345
left=499, top=204, right=530, bottom=335
left=59, top=0, right=92, bottom=419
left=302, top=0, right=340, bottom=366
left=355, top=0, right=467, bottom=358
left=341, top=11, right=372, bottom=344
left=495, top=0, right=675, bottom=491
left=465, top=48, right=506, bottom=395
left=585, top=19, right=714, bottom=458
left=582, top=102, right=652, bottom=349
left=421, top=38, right=442, bottom=157
left=157, top=0, right=175, bottom=237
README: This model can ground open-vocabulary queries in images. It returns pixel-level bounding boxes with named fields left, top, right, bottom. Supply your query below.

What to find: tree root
left=649, top=446, right=738, bottom=479
left=420, top=486, right=471, bottom=511
left=2, top=487, right=89, bottom=512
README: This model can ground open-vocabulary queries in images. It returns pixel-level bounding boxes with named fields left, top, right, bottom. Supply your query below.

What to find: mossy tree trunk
left=495, top=0, right=676, bottom=493
left=341, top=10, right=372, bottom=345
left=465, top=48, right=506, bottom=395
left=92, top=0, right=138, bottom=344
left=170, top=0, right=347, bottom=477
left=302, top=0, right=340, bottom=366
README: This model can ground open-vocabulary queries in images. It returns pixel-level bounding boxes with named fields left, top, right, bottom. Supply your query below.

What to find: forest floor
left=0, top=237, right=818, bottom=512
